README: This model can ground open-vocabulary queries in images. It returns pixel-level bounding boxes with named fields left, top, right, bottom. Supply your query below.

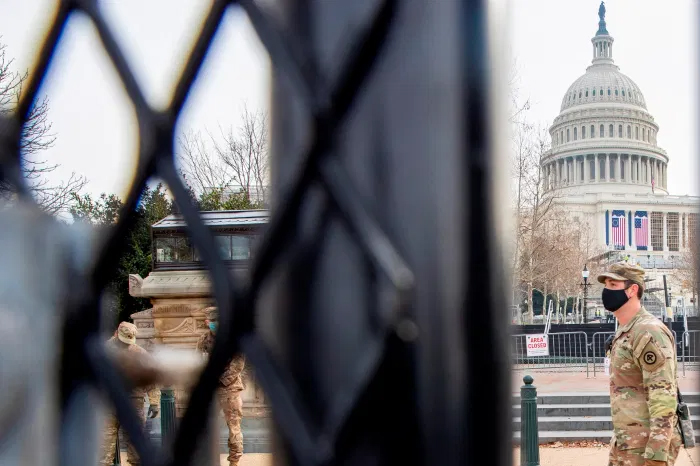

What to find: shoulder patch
left=638, top=339, right=666, bottom=372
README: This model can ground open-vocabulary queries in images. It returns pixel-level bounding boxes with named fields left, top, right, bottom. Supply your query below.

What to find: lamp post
left=581, top=265, right=591, bottom=324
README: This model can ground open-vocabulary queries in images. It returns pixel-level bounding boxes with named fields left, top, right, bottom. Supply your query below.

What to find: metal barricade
left=591, top=331, right=614, bottom=377
left=681, top=330, right=700, bottom=376
left=511, top=332, right=590, bottom=377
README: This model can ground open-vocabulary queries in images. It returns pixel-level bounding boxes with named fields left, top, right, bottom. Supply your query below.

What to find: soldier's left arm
left=131, top=346, right=161, bottom=407
left=635, top=326, right=677, bottom=463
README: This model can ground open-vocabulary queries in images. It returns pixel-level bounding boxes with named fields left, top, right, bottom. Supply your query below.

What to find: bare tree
left=211, top=105, right=269, bottom=204
left=0, top=40, right=87, bottom=214
left=516, top=127, right=561, bottom=323
left=177, top=105, right=270, bottom=207
left=177, top=129, right=232, bottom=194
left=677, top=233, right=699, bottom=304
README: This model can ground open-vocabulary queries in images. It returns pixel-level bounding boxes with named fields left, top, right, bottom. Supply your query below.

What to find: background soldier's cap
left=117, top=321, right=137, bottom=345
left=203, top=307, right=218, bottom=321
left=597, top=262, right=645, bottom=289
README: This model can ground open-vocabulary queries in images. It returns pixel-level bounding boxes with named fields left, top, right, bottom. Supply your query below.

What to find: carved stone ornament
left=129, top=274, right=144, bottom=297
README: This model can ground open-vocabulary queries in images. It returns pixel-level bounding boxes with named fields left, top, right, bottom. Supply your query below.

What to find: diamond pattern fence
left=0, top=1, right=511, bottom=466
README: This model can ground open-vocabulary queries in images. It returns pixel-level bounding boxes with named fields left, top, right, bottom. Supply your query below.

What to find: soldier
left=196, top=307, right=246, bottom=466
left=598, top=262, right=684, bottom=466
left=100, top=322, right=160, bottom=466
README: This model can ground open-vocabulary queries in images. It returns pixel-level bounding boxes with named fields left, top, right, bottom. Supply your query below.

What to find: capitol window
left=574, top=127, right=578, bottom=140
left=627, top=125, right=631, bottom=138
left=567, top=128, right=570, bottom=142
left=593, top=89, right=596, bottom=96
left=585, top=90, right=589, bottom=97
left=600, top=124, right=605, bottom=137
left=609, top=124, right=613, bottom=137
left=667, top=213, right=680, bottom=252
left=618, top=125, right=622, bottom=138
left=607, top=88, right=611, bottom=96
left=615, top=89, right=619, bottom=96
left=622, top=90, right=625, bottom=97
left=581, top=126, right=586, bottom=138
left=600, top=88, right=604, bottom=96
left=579, top=92, right=582, bottom=99
left=591, top=125, right=595, bottom=138
left=599, top=159, right=606, bottom=179
left=635, top=127, right=639, bottom=140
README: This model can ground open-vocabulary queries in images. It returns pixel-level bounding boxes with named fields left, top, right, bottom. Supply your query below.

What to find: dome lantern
left=591, top=2, right=614, bottom=66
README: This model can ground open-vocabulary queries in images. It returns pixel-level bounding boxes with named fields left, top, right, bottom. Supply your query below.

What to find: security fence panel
left=591, top=332, right=615, bottom=377
left=682, top=330, right=700, bottom=376
left=0, top=1, right=510, bottom=466
left=511, top=332, right=590, bottom=377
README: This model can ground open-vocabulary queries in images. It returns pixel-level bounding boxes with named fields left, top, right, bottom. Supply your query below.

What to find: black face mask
left=602, top=288, right=630, bottom=312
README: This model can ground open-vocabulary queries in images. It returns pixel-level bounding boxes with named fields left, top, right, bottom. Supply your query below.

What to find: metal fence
left=511, top=332, right=589, bottom=377
left=681, top=330, right=700, bottom=376
left=590, top=331, right=614, bottom=377
left=515, top=330, right=699, bottom=378
left=0, top=1, right=512, bottom=466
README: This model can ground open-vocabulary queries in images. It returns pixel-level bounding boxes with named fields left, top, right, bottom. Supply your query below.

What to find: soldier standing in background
left=599, top=262, right=683, bottom=466
left=196, top=307, right=246, bottom=466
left=100, top=322, right=160, bottom=466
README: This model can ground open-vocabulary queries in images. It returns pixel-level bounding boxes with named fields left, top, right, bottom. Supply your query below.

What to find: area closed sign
left=526, top=334, right=549, bottom=357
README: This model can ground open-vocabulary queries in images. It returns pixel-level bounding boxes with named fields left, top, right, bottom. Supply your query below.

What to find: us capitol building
left=542, top=3, right=699, bottom=301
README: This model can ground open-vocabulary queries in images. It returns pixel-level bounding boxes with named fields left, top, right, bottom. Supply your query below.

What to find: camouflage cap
left=203, top=307, right=218, bottom=321
left=117, top=321, right=137, bottom=345
left=597, top=261, right=645, bottom=289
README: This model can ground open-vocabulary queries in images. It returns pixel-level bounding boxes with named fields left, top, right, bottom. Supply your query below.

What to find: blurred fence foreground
left=0, top=1, right=510, bottom=466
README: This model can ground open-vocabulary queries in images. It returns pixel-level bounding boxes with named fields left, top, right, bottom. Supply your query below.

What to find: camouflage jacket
left=609, top=307, right=679, bottom=461
left=196, top=332, right=246, bottom=391
left=106, top=337, right=161, bottom=406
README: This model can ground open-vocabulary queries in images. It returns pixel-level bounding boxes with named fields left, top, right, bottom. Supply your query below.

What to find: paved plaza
left=513, top=447, right=700, bottom=465
left=208, top=448, right=700, bottom=466
left=512, top=369, right=700, bottom=394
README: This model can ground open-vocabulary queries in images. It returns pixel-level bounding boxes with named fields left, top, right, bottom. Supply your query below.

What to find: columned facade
left=543, top=152, right=668, bottom=192
left=537, top=3, right=700, bottom=309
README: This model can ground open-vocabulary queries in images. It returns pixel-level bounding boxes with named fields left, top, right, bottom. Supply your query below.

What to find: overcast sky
left=509, top=0, right=699, bottom=195
left=0, top=1, right=697, bottom=201
left=0, top=0, right=270, bottom=201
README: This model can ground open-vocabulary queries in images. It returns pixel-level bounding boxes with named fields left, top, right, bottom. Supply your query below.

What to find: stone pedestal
left=129, top=271, right=269, bottom=419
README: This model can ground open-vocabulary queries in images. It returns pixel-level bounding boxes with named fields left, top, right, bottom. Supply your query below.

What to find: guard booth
left=128, top=209, right=271, bottom=451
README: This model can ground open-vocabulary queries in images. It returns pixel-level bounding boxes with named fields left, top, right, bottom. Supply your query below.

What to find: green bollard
left=520, top=375, right=540, bottom=466
left=160, top=388, right=178, bottom=447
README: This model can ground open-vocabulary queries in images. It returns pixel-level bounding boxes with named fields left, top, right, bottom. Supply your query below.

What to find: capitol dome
left=543, top=3, right=668, bottom=196
left=560, top=66, right=647, bottom=112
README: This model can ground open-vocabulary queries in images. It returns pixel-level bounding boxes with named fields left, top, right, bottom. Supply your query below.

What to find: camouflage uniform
left=100, top=323, right=161, bottom=466
left=600, top=264, right=683, bottom=466
left=196, top=308, right=246, bottom=466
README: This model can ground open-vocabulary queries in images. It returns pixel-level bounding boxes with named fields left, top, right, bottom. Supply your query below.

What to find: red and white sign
left=526, top=334, right=549, bottom=357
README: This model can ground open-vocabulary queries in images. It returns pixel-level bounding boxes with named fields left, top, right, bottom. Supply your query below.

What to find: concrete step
left=512, top=393, right=612, bottom=405
left=512, top=403, right=611, bottom=416
left=514, top=416, right=613, bottom=431
left=512, top=393, right=700, bottom=405
left=513, top=429, right=700, bottom=445
left=512, top=402, right=700, bottom=417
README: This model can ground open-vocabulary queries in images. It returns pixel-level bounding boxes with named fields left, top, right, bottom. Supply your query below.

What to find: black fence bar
left=0, top=1, right=510, bottom=466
